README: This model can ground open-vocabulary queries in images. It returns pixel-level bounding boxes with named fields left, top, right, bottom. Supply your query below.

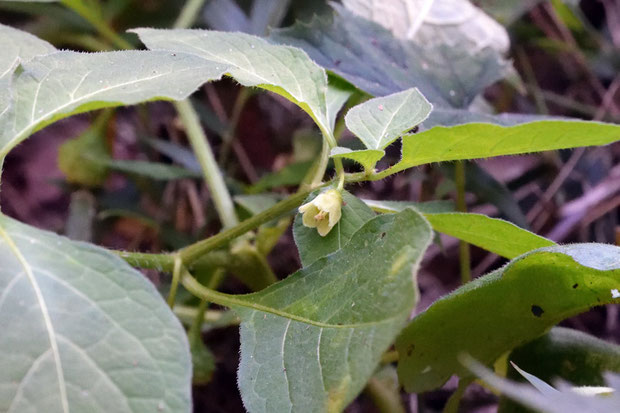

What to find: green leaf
left=363, top=200, right=548, bottom=259
left=330, top=147, right=385, bottom=172
left=293, top=190, right=375, bottom=267
left=396, top=243, right=620, bottom=393
left=345, top=87, right=432, bottom=150
left=100, top=159, right=202, bottom=180
left=234, top=209, right=433, bottom=412
left=425, top=213, right=554, bottom=259
left=133, top=29, right=335, bottom=138
left=0, top=23, right=56, bottom=75
left=271, top=4, right=509, bottom=110
left=380, top=121, right=620, bottom=177
left=1, top=49, right=227, bottom=159
left=363, top=199, right=454, bottom=214
left=0, top=214, right=191, bottom=412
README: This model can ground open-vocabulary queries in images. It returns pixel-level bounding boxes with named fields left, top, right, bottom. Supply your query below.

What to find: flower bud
left=298, top=189, right=343, bottom=236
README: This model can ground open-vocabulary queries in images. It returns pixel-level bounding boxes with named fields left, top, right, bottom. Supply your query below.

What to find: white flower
left=298, top=189, right=343, bottom=236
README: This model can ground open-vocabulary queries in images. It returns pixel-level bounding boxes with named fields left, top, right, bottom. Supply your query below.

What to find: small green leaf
left=345, top=87, right=432, bottom=150
left=396, top=243, right=620, bottom=393
left=133, top=29, right=335, bottom=138
left=424, top=213, right=555, bottom=259
left=1, top=50, right=227, bottom=159
left=293, top=190, right=375, bottom=267
left=382, top=121, right=620, bottom=176
left=235, top=209, right=433, bottom=412
left=0, top=214, right=191, bottom=412
left=330, top=147, right=385, bottom=172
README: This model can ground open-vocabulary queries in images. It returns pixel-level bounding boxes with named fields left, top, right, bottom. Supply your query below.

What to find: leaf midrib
left=0, top=223, right=69, bottom=413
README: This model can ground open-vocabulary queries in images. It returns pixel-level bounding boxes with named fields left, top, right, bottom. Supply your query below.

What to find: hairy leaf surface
left=396, top=243, right=620, bottom=393
left=345, top=87, right=431, bottom=150
left=329, top=147, right=385, bottom=172
left=379, top=120, right=620, bottom=177
left=235, top=209, right=432, bottom=412
left=363, top=200, right=551, bottom=259
left=133, top=28, right=335, bottom=138
left=0, top=214, right=191, bottom=412
left=0, top=50, right=227, bottom=159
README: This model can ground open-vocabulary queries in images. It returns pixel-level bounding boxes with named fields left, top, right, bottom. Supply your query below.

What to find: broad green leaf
left=362, top=200, right=548, bottom=258
left=396, top=243, right=620, bottom=393
left=469, top=360, right=620, bottom=413
left=380, top=121, right=620, bottom=177
left=101, top=159, right=202, bottom=180
left=0, top=23, right=56, bottom=75
left=271, top=4, right=509, bottom=110
left=0, top=50, right=228, bottom=159
left=345, top=87, right=431, bottom=150
left=330, top=147, right=385, bottom=172
left=498, top=327, right=620, bottom=412
left=293, top=190, right=375, bottom=267
left=133, top=29, right=335, bottom=138
left=425, top=213, right=554, bottom=259
left=0, top=214, right=191, bottom=412
left=362, top=199, right=454, bottom=214
left=234, top=209, right=433, bottom=412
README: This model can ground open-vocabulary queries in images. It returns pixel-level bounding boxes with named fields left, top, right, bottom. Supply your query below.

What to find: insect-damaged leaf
left=377, top=120, right=620, bottom=178
left=133, top=28, right=336, bottom=139
left=0, top=214, right=191, bottom=412
left=233, top=209, right=432, bottom=412
left=396, top=243, right=620, bottom=393
left=345, top=87, right=431, bottom=150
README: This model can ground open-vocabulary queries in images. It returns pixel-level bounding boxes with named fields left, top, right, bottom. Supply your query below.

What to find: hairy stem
left=167, top=255, right=183, bottom=308
left=455, top=160, right=471, bottom=283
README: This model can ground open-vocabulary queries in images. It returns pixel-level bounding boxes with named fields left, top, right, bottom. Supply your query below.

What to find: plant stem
left=174, top=99, right=239, bottom=228
left=117, top=174, right=378, bottom=271
left=61, top=0, right=132, bottom=50
left=442, top=377, right=473, bottom=413
left=167, top=255, right=183, bottom=308
left=455, top=160, right=471, bottom=283
left=365, top=377, right=406, bottom=413
left=179, top=185, right=322, bottom=263
left=173, top=0, right=207, bottom=29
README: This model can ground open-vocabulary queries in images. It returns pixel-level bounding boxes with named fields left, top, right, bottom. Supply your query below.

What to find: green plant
left=0, top=1, right=619, bottom=412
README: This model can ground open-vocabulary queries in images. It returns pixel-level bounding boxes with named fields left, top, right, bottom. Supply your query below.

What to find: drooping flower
left=298, top=189, right=343, bottom=236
